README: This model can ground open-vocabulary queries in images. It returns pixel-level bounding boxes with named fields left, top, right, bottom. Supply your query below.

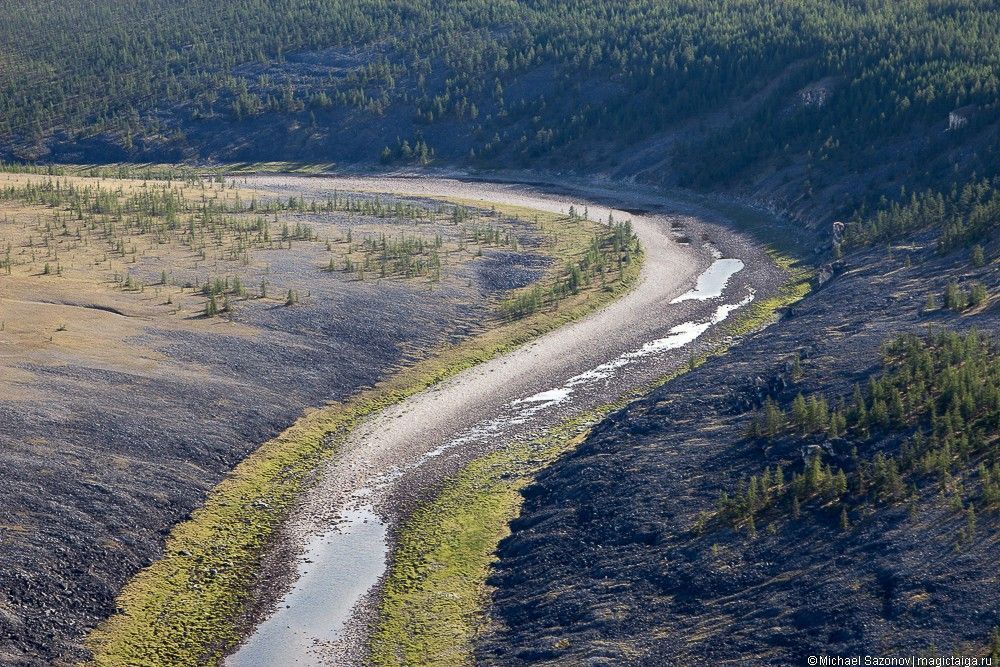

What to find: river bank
left=222, top=176, right=789, bottom=665
left=84, top=175, right=652, bottom=664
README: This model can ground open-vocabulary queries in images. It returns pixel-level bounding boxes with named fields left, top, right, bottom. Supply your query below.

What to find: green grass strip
left=369, top=409, right=607, bottom=667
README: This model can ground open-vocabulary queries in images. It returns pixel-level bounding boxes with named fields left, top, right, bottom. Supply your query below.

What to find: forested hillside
left=2, top=0, right=997, bottom=227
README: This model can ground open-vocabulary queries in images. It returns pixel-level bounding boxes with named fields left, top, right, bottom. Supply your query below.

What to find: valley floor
left=0, top=172, right=540, bottom=663
left=218, top=175, right=788, bottom=665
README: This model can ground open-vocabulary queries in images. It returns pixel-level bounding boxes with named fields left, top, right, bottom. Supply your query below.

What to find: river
left=226, top=175, right=782, bottom=665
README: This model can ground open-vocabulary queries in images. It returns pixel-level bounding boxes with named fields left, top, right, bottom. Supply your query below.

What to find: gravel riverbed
left=226, top=175, right=787, bottom=665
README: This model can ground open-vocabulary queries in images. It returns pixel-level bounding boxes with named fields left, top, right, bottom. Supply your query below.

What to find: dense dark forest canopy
left=0, top=0, right=997, bottom=235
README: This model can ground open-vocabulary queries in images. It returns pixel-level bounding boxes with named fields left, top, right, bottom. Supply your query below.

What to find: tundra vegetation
left=0, top=168, right=529, bottom=306
left=0, top=166, right=640, bottom=321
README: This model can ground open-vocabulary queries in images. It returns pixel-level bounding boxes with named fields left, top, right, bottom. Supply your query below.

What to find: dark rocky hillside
left=481, top=234, right=999, bottom=665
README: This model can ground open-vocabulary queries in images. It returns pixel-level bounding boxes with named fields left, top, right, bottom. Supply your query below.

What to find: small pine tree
left=746, top=410, right=761, bottom=439
left=805, top=454, right=821, bottom=491
left=923, top=293, right=938, bottom=313
left=969, top=282, right=987, bottom=307
left=833, top=469, right=848, bottom=497
left=871, top=399, right=890, bottom=428
left=839, top=506, right=850, bottom=531
left=792, top=393, right=808, bottom=431
left=945, top=281, right=966, bottom=311
left=970, top=244, right=985, bottom=268
left=763, top=398, right=785, bottom=436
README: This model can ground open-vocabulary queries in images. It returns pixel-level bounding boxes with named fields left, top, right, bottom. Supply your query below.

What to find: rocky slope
left=481, top=235, right=999, bottom=665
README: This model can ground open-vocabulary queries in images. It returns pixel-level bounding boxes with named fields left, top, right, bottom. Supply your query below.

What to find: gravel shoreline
left=225, top=174, right=788, bottom=665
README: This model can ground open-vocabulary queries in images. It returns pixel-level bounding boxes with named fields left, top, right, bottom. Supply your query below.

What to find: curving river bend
left=226, top=175, right=783, bottom=665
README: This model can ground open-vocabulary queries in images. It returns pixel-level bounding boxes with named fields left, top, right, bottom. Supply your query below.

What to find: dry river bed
left=226, top=175, right=788, bottom=665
